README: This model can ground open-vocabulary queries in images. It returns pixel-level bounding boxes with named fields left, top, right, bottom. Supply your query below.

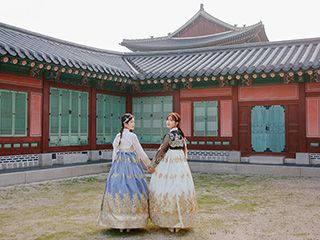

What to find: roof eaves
left=123, top=37, right=320, bottom=58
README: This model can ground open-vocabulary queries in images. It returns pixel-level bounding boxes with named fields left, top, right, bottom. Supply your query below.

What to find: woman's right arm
left=151, top=134, right=170, bottom=168
left=132, top=133, right=152, bottom=168
left=112, top=134, right=120, bottom=162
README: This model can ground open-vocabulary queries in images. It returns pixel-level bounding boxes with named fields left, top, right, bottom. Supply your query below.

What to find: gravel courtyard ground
left=0, top=173, right=320, bottom=240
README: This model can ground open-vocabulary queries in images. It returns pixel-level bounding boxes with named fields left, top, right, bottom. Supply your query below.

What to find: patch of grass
left=35, top=231, right=72, bottom=240
left=293, top=232, right=309, bottom=237
left=217, top=181, right=241, bottom=189
left=0, top=212, right=11, bottom=222
left=82, top=176, right=99, bottom=182
left=60, top=176, right=99, bottom=186
left=197, top=195, right=227, bottom=206
left=194, top=174, right=261, bottom=191
left=229, top=202, right=258, bottom=212
left=209, top=219, right=225, bottom=228
left=213, top=218, right=224, bottom=225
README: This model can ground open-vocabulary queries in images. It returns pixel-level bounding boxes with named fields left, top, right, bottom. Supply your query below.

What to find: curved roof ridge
left=121, top=35, right=171, bottom=44
left=124, top=36, right=320, bottom=57
left=171, top=29, right=234, bottom=40
left=0, top=22, right=124, bottom=56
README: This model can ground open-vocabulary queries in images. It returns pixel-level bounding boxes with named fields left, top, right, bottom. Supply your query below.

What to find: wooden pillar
left=232, top=86, right=239, bottom=150
left=126, top=94, right=132, bottom=113
left=89, top=88, right=97, bottom=150
left=41, top=79, right=50, bottom=153
left=299, top=83, right=307, bottom=152
left=173, top=90, right=180, bottom=113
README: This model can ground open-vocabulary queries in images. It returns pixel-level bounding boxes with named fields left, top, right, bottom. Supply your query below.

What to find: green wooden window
left=96, top=94, right=126, bottom=144
left=0, top=90, right=28, bottom=136
left=49, top=88, right=88, bottom=146
left=133, top=96, right=173, bottom=144
left=193, top=101, right=218, bottom=136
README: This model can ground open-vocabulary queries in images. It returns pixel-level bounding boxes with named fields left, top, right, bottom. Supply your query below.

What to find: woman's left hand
left=147, top=167, right=155, bottom=174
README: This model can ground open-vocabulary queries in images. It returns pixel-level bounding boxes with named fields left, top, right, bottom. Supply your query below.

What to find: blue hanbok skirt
left=99, top=151, right=149, bottom=229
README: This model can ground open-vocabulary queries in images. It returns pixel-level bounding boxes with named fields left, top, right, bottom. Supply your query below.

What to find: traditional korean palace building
left=0, top=5, right=320, bottom=169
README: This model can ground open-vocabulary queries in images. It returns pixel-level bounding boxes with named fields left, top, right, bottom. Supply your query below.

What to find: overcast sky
left=1, top=0, right=319, bottom=52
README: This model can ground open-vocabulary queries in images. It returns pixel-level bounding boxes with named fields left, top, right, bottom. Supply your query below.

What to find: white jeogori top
left=112, top=128, right=151, bottom=168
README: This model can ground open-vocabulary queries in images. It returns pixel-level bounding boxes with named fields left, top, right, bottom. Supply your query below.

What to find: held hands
left=147, top=166, right=155, bottom=174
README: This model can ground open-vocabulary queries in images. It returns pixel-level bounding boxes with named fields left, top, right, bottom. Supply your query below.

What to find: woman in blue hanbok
left=99, top=113, right=154, bottom=232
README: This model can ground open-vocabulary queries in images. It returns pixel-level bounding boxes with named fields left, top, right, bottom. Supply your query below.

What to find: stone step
left=249, top=156, right=284, bottom=165
left=2, top=161, right=320, bottom=188
left=189, top=162, right=320, bottom=177
left=0, top=162, right=111, bottom=188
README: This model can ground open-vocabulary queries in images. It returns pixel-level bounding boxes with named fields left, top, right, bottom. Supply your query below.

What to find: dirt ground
left=0, top=173, right=320, bottom=240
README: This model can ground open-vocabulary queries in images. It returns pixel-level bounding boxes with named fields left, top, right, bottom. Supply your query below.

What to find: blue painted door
left=251, top=105, right=285, bottom=152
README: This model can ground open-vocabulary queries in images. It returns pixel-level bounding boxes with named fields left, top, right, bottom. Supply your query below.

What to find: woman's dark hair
left=118, top=113, right=134, bottom=146
left=166, top=112, right=185, bottom=138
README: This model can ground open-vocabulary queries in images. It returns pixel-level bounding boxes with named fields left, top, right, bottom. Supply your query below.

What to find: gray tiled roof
left=0, top=23, right=136, bottom=77
left=120, top=6, right=268, bottom=52
left=125, top=38, right=320, bottom=80
left=121, top=23, right=266, bottom=52
left=1, top=22, right=320, bottom=82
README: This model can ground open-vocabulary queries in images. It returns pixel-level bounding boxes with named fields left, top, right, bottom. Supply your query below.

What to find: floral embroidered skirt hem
left=99, top=151, right=149, bottom=229
left=149, top=149, right=197, bottom=228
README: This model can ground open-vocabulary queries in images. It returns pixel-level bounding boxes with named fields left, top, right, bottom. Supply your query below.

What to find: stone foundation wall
left=1, top=150, right=320, bottom=171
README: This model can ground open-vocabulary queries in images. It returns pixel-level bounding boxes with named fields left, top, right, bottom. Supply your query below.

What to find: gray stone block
left=39, top=153, right=53, bottom=167
left=24, top=163, right=111, bottom=185
left=284, top=158, right=296, bottom=165
left=0, top=163, right=112, bottom=187
left=0, top=172, right=26, bottom=187
left=296, top=153, right=310, bottom=165
left=57, top=153, right=89, bottom=165
left=227, top=151, right=241, bottom=163
left=56, top=154, right=64, bottom=165
left=25, top=167, right=72, bottom=183
left=236, top=164, right=300, bottom=177
left=249, top=156, right=284, bottom=165
left=88, top=150, right=102, bottom=161
left=101, top=150, right=112, bottom=160
left=70, top=163, right=110, bottom=177
left=7, top=162, right=14, bottom=169
left=240, top=157, right=249, bottom=163
left=189, top=162, right=237, bottom=174
left=187, top=153, right=197, bottom=160
left=300, top=167, right=320, bottom=177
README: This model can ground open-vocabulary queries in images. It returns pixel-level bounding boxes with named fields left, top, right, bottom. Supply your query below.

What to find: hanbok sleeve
left=132, top=134, right=152, bottom=168
left=112, top=134, right=120, bottom=162
left=151, top=134, right=170, bottom=168
left=183, top=138, right=188, bottom=159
